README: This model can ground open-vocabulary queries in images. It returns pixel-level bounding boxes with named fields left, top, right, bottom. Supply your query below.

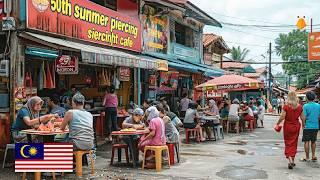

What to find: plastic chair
left=185, top=128, right=200, bottom=144
left=228, top=121, right=240, bottom=134
left=166, top=143, right=180, bottom=165
left=74, top=150, right=94, bottom=177
left=248, top=120, right=254, bottom=132
left=142, top=145, right=170, bottom=172
left=110, top=143, right=129, bottom=165
left=2, top=144, right=15, bottom=168
left=213, top=125, right=224, bottom=139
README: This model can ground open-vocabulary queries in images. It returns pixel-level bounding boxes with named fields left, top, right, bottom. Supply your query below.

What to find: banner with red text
left=27, top=0, right=141, bottom=52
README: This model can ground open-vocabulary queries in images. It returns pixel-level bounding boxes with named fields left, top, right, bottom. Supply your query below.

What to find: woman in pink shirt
left=103, top=85, right=118, bottom=141
left=139, top=106, right=166, bottom=161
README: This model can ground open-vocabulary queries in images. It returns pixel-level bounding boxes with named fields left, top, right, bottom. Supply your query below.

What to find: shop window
left=174, top=22, right=194, bottom=48
left=90, top=0, right=117, bottom=11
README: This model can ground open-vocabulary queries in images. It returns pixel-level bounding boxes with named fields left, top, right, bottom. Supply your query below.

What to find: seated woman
left=122, top=108, right=145, bottom=129
left=157, top=106, right=180, bottom=144
left=204, top=99, right=220, bottom=116
left=166, top=111, right=183, bottom=129
left=138, top=107, right=166, bottom=160
left=60, top=93, right=94, bottom=150
left=183, top=102, right=206, bottom=142
left=12, top=96, right=58, bottom=142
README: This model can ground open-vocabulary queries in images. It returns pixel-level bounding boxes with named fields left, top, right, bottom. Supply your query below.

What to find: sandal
left=311, top=157, right=317, bottom=162
left=300, top=158, right=310, bottom=162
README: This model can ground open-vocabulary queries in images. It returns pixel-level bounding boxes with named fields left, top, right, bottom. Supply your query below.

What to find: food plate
left=120, top=128, right=136, bottom=132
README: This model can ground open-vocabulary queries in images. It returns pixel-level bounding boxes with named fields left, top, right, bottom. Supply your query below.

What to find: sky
left=189, top=0, right=320, bottom=73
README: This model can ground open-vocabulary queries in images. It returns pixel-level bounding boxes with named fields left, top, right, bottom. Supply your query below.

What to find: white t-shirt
left=229, top=104, right=239, bottom=116
left=247, top=107, right=254, bottom=116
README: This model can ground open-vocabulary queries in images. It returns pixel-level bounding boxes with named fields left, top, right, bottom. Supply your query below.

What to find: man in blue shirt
left=301, top=91, right=319, bottom=162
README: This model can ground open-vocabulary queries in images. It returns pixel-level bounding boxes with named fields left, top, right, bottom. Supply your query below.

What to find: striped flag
left=15, top=143, right=73, bottom=172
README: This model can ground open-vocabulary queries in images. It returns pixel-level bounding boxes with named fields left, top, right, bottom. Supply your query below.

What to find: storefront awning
left=19, top=32, right=161, bottom=70
left=168, top=59, right=224, bottom=77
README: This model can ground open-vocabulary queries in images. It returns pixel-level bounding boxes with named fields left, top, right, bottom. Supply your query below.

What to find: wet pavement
left=1, top=115, right=320, bottom=179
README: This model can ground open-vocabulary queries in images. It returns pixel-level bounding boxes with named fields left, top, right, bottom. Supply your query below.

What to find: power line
left=223, top=26, right=275, bottom=40
left=225, top=41, right=269, bottom=47
left=208, top=11, right=295, bottom=25
left=221, top=22, right=320, bottom=28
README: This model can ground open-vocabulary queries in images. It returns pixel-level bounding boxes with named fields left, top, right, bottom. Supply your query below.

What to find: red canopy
left=196, top=74, right=261, bottom=92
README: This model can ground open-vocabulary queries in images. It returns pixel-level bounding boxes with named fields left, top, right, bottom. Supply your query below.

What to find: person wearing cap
left=48, top=94, right=66, bottom=117
left=60, top=93, right=94, bottom=150
left=122, top=108, right=145, bottom=129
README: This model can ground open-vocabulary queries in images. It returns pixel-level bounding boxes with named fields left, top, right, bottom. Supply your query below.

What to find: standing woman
left=103, top=85, right=118, bottom=141
left=276, top=91, right=303, bottom=169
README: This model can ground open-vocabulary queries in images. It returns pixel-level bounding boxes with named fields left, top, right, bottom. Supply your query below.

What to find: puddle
left=225, top=140, right=248, bottom=145
left=217, top=166, right=268, bottom=180
left=237, top=149, right=247, bottom=155
left=306, top=162, right=320, bottom=168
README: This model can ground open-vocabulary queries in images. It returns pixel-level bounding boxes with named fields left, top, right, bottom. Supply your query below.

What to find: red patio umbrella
left=196, top=74, right=261, bottom=92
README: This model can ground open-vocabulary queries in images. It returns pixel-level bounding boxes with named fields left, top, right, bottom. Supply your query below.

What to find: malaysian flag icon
left=15, top=143, right=73, bottom=172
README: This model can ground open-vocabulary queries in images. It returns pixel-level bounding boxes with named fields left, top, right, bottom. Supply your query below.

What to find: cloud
left=189, top=0, right=320, bottom=72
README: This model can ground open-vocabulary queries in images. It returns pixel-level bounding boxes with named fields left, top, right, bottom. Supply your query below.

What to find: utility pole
left=268, top=43, right=272, bottom=102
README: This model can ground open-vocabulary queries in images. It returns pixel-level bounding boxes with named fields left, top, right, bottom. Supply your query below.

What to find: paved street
left=1, top=115, right=319, bottom=180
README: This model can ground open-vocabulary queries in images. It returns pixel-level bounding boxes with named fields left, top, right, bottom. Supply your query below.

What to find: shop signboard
left=157, top=60, right=168, bottom=71
left=216, top=84, right=243, bottom=90
left=159, top=71, right=179, bottom=90
left=308, top=32, right=320, bottom=61
left=26, top=0, right=141, bottom=52
left=141, top=5, right=169, bottom=54
left=118, top=67, right=130, bottom=81
left=149, top=74, right=157, bottom=89
left=55, top=55, right=78, bottom=74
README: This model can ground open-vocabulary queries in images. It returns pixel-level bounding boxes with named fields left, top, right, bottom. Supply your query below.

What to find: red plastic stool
left=110, top=144, right=129, bottom=165
left=185, top=128, right=200, bottom=144
left=166, top=143, right=180, bottom=165
left=247, top=120, right=254, bottom=132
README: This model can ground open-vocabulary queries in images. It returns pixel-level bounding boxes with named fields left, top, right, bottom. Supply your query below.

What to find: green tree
left=275, top=30, right=320, bottom=88
left=230, top=46, right=250, bottom=61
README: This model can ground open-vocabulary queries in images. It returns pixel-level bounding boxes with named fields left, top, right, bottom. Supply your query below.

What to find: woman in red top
left=276, top=91, right=303, bottom=169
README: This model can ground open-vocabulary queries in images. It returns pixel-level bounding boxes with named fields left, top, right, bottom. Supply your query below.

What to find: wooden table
left=111, top=130, right=146, bottom=168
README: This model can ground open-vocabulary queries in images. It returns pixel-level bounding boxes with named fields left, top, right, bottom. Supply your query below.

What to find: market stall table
left=20, top=129, right=69, bottom=143
left=111, top=130, right=146, bottom=168
left=200, top=115, right=221, bottom=141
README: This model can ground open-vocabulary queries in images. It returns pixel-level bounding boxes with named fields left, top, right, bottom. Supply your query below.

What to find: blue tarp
left=169, top=59, right=224, bottom=77
left=139, top=54, right=224, bottom=77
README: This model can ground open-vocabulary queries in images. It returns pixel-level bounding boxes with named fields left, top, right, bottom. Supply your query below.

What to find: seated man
left=60, top=93, right=94, bottom=150
left=122, top=108, right=145, bottom=162
left=122, top=108, right=145, bottom=129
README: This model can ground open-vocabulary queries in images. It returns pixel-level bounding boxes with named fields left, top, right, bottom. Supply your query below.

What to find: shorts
left=228, top=115, right=239, bottom=122
left=302, top=129, right=318, bottom=142
left=183, top=123, right=196, bottom=129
